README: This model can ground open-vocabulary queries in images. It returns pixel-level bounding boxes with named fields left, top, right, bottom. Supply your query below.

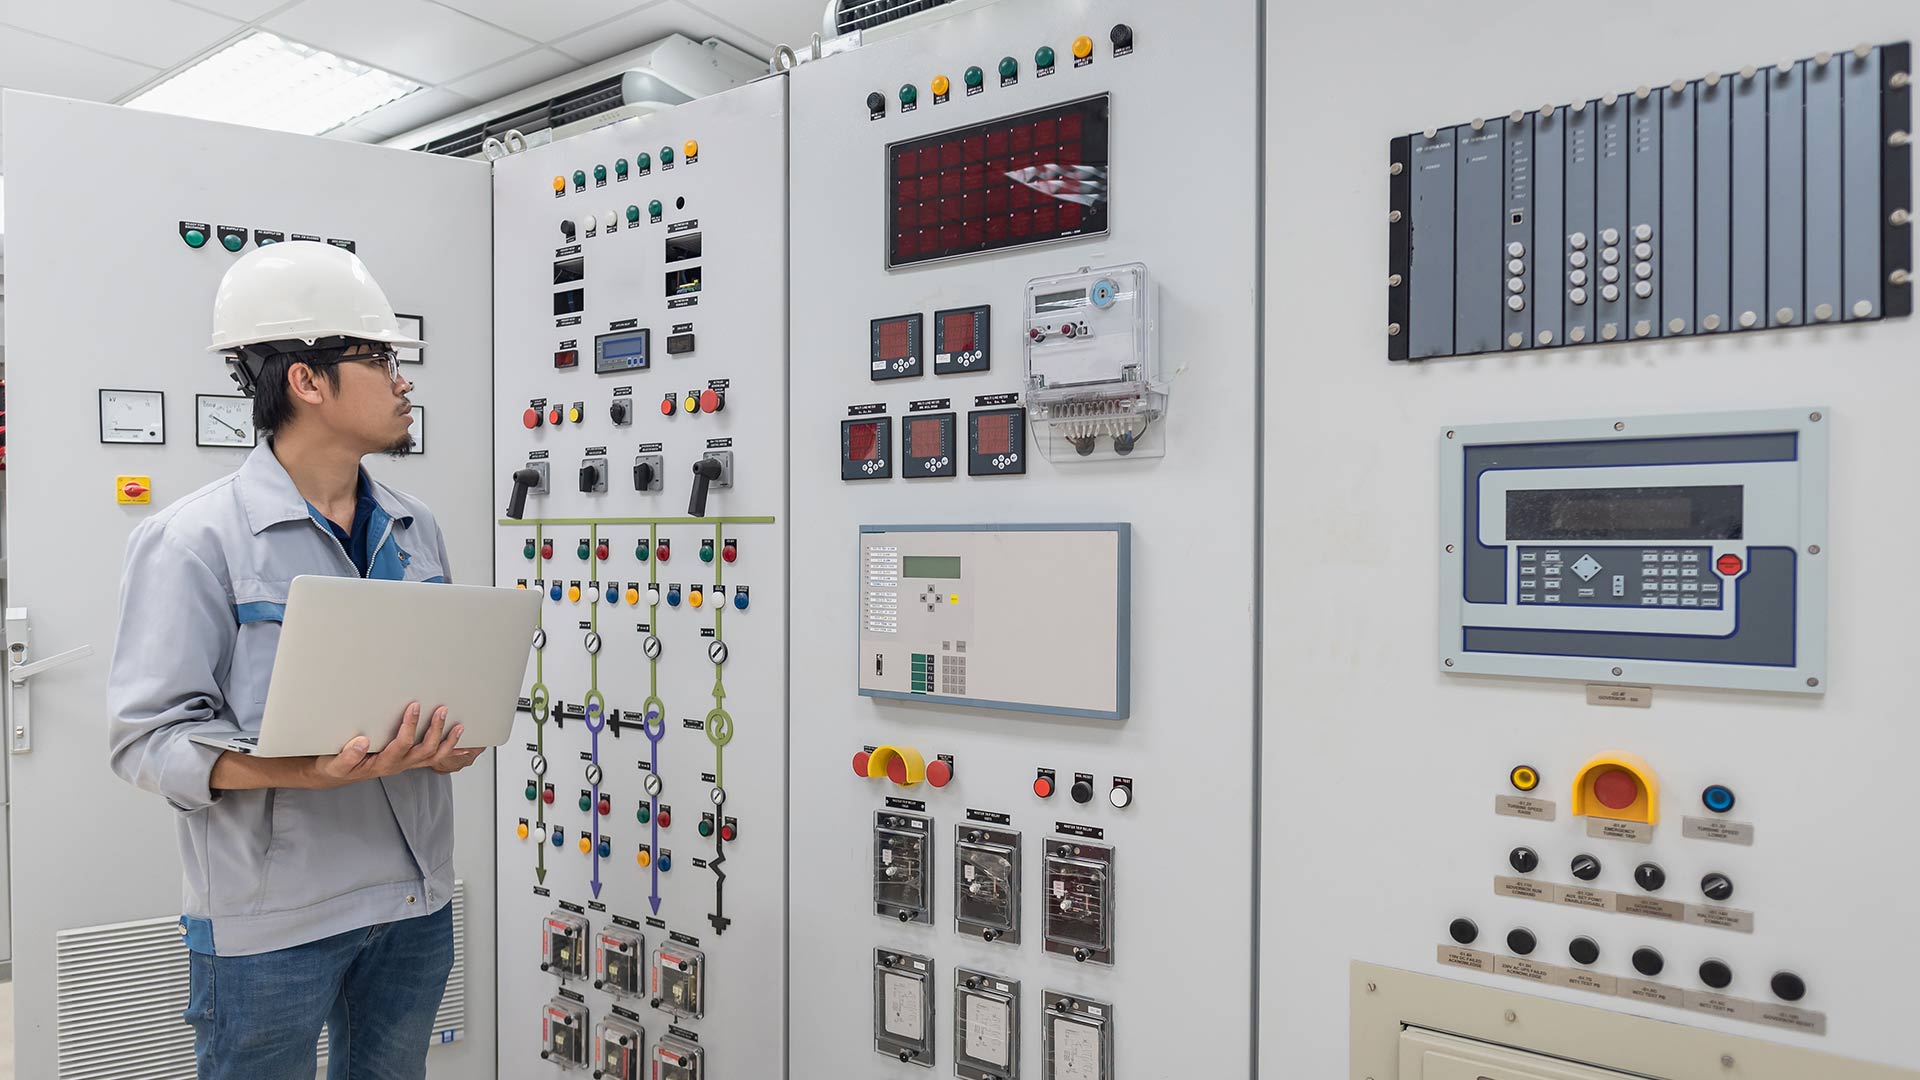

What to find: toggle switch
left=117, top=477, right=152, bottom=504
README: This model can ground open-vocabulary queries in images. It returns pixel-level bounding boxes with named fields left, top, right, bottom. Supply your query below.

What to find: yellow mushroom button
left=636, top=848, right=652, bottom=868
left=578, top=835, right=592, bottom=854
left=1072, top=35, right=1094, bottom=60
left=552, top=175, right=566, bottom=193
left=689, top=587, right=704, bottom=609
left=1510, top=764, right=1539, bottom=792
left=625, top=585, right=640, bottom=605
left=568, top=584, right=582, bottom=603
left=516, top=821, right=530, bottom=839
left=683, top=139, right=699, bottom=159
left=931, top=75, right=950, bottom=96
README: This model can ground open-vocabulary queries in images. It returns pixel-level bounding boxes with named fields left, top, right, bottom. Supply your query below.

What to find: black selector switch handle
left=634, top=461, right=656, bottom=491
left=506, top=467, right=540, bottom=519
left=688, top=457, right=724, bottom=517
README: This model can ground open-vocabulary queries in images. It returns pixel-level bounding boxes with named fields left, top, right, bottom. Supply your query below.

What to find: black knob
left=650, top=998, right=662, bottom=1008
left=1701, top=873, right=1734, bottom=902
left=1070, top=779, right=1094, bottom=804
left=678, top=961, right=690, bottom=972
left=633, top=461, right=656, bottom=491
left=541, top=1051, right=551, bottom=1060
left=1570, top=854, right=1601, bottom=881
left=1506, top=928, right=1537, bottom=955
left=1568, top=936, right=1600, bottom=966
left=965, top=977, right=979, bottom=989
left=1699, top=959, right=1733, bottom=990
left=867, top=91, right=886, bottom=114
left=1771, top=971, right=1807, bottom=1002
left=900, top=1051, right=913, bottom=1062
left=1634, top=862, right=1666, bottom=892
left=1447, top=918, right=1479, bottom=945
left=1110, top=23, right=1134, bottom=49
left=897, top=910, right=911, bottom=923
left=688, top=456, right=724, bottom=517
left=560, top=219, right=576, bottom=240
left=593, top=980, right=603, bottom=989
left=578, top=463, right=600, bottom=493
left=1073, top=948, right=1089, bottom=963
left=539, top=962, right=551, bottom=972
left=982, top=929, right=999, bottom=942
left=1508, top=846, right=1539, bottom=874
left=610, top=400, right=630, bottom=425
left=1632, top=947, right=1665, bottom=977
left=506, top=467, right=541, bottom=519
left=593, top=1070, right=603, bottom=1078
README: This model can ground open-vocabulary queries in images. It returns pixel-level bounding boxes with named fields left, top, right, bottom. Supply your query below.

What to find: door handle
left=7, top=608, right=95, bottom=754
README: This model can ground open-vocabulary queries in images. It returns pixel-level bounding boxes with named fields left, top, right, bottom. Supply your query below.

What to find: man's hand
left=310, top=703, right=480, bottom=787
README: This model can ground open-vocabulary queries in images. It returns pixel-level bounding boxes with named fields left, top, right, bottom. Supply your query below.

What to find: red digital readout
left=909, top=418, right=946, bottom=458
left=888, top=95, right=1110, bottom=267
left=877, top=319, right=912, bottom=360
left=847, top=421, right=881, bottom=461
left=942, top=312, right=976, bottom=352
left=974, top=412, right=1013, bottom=455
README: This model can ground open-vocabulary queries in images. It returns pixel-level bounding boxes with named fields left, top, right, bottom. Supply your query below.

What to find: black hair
left=246, top=346, right=348, bottom=437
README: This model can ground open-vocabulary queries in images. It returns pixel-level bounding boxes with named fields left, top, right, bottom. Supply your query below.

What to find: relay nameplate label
left=1438, top=408, right=1828, bottom=693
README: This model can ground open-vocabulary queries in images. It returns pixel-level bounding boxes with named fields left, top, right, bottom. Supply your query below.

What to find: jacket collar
left=237, top=440, right=414, bottom=536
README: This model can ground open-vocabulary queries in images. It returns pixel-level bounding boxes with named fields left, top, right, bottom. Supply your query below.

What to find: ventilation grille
left=834, top=0, right=963, bottom=35
left=56, top=882, right=468, bottom=1079
left=411, top=76, right=629, bottom=158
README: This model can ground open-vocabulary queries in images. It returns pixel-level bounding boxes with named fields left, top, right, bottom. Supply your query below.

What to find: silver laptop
left=192, top=575, right=541, bottom=758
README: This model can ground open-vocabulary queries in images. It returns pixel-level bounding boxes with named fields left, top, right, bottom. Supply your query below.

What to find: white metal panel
left=1264, top=0, right=1920, bottom=1075
left=2, top=90, right=497, bottom=1080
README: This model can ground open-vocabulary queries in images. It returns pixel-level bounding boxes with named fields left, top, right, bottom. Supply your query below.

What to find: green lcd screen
left=903, top=555, right=962, bottom=579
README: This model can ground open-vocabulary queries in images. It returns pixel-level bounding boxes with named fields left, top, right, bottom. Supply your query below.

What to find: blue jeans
left=185, top=903, right=454, bottom=1080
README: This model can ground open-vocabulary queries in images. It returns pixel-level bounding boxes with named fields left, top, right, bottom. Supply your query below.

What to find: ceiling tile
left=340, top=86, right=472, bottom=139
left=0, top=25, right=159, bottom=102
left=265, top=0, right=529, bottom=84
left=176, top=0, right=301, bottom=20
left=684, top=0, right=820, bottom=53
left=443, top=47, right=579, bottom=104
left=0, top=0, right=241, bottom=70
left=552, top=0, right=772, bottom=66
left=430, top=0, right=658, bottom=45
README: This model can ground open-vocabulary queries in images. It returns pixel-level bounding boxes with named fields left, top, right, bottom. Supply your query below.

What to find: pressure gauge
left=195, top=394, right=255, bottom=448
left=99, top=389, right=165, bottom=444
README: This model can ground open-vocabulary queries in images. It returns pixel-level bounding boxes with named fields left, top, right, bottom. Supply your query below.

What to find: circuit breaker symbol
left=874, top=810, right=934, bottom=924
left=594, top=1014, right=643, bottom=1080
left=1043, top=841, right=1114, bottom=965
left=594, top=926, right=644, bottom=997
left=874, top=949, right=935, bottom=1067
left=955, top=825, right=1021, bottom=944
left=954, top=969, right=1020, bottom=1080
left=1042, top=992, right=1113, bottom=1080
left=543, top=910, right=590, bottom=981
left=541, top=997, right=589, bottom=1069
left=650, top=943, right=705, bottom=1020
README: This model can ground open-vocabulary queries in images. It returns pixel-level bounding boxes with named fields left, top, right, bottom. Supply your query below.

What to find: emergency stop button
left=1715, top=553, right=1744, bottom=576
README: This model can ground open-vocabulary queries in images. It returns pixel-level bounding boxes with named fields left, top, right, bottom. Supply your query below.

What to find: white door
left=1, top=91, right=498, bottom=1079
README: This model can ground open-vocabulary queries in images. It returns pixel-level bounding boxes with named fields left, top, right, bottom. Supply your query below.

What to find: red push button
left=656, top=541, right=671, bottom=562
left=699, top=389, right=723, bottom=413
left=719, top=822, right=737, bottom=842
left=1594, top=768, right=1640, bottom=811
left=540, top=786, right=555, bottom=805
left=657, top=808, right=672, bottom=828
left=660, top=396, right=676, bottom=417
left=597, top=796, right=612, bottom=816
left=596, top=541, right=610, bottom=561
left=1715, top=553, right=1744, bottom=576
left=1033, top=775, right=1054, bottom=798
left=548, top=407, right=564, bottom=426
left=541, top=540, right=554, bottom=560
left=523, top=408, right=542, bottom=429
left=721, top=542, right=738, bottom=563
left=852, top=750, right=872, bottom=776
left=926, top=759, right=952, bottom=788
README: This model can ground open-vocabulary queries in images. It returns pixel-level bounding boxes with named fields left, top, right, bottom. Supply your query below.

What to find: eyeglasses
left=349, top=349, right=404, bottom=385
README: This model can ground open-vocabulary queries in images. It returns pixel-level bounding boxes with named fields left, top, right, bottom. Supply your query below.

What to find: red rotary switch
left=851, top=750, right=872, bottom=776
left=523, top=408, right=542, bottom=429
left=721, top=542, right=738, bottom=563
left=699, top=389, right=724, bottom=413
left=926, top=759, right=953, bottom=788
left=122, top=480, right=149, bottom=499
left=655, top=540, right=671, bottom=562
left=596, top=541, right=610, bottom=561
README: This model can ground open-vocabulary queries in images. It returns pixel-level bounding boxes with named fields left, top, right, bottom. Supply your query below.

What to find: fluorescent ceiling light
left=126, top=32, right=422, bottom=136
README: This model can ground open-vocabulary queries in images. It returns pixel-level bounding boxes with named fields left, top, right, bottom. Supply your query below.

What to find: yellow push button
left=931, top=75, right=950, bottom=96
left=568, top=405, right=583, bottom=424
left=552, top=175, right=566, bottom=193
left=689, top=587, right=704, bottom=609
left=636, top=848, right=652, bottom=868
left=578, top=835, right=592, bottom=854
left=1510, top=764, right=1539, bottom=792
left=625, top=586, right=640, bottom=606
left=568, top=584, right=582, bottom=603
left=1571, top=752, right=1659, bottom=824
left=683, top=139, right=699, bottom=159
left=516, top=821, right=530, bottom=840
left=1072, top=35, right=1094, bottom=60
left=684, top=393, right=699, bottom=414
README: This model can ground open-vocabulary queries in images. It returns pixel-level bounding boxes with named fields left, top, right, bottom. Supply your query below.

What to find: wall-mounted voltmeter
left=1440, top=408, right=1828, bottom=693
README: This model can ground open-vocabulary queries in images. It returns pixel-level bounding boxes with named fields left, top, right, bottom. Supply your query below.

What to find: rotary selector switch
left=643, top=635, right=663, bottom=660
left=1570, top=854, right=1601, bottom=881
left=710, top=787, right=726, bottom=807
left=584, top=631, right=602, bottom=654
left=531, top=754, right=548, bottom=778
left=586, top=763, right=604, bottom=786
left=644, top=773, right=664, bottom=798
left=708, top=640, right=729, bottom=665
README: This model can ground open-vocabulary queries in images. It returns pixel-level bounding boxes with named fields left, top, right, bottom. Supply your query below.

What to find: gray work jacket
left=106, top=441, right=455, bottom=956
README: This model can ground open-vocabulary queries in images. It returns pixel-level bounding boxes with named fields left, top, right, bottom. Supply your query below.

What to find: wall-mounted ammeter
left=1440, top=408, right=1828, bottom=693
left=1024, top=262, right=1163, bottom=462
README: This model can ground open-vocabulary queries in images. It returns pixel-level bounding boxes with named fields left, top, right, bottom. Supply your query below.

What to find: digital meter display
left=848, top=423, right=882, bottom=459
left=975, top=412, right=1013, bottom=455
left=886, top=94, right=1111, bottom=268
left=842, top=417, right=893, bottom=480
left=903, top=556, right=961, bottom=579
left=870, top=314, right=924, bottom=380
left=1506, top=485, right=1743, bottom=541
left=903, top=412, right=957, bottom=477
left=909, top=418, right=945, bottom=457
left=934, top=305, right=990, bottom=374
left=941, top=313, right=977, bottom=351
left=594, top=328, right=650, bottom=373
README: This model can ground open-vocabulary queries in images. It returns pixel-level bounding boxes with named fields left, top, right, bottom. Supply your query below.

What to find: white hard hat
left=207, top=240, right=426, bottom=354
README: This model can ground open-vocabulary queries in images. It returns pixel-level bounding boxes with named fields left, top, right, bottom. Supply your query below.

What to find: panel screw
left=1856, top=43, right=1874, bottom=60
left=1445, top=658, right=1455, bottom=668
left=1445, top=544, right=1456, bottom=553
left=1815, top=51, right=1833, bottom=66
left=1670, top=318, right=1687, bottom=333
left=1472, top=118, right=1486, bottom=131
left=1810, top=411, right=1823, bottom=422
left=1389, top=209, right=1403, bottom=223
left=1723, top=1055, right=1737, bottom=1069
left=1635, top=85, right=1651, bottom=101
left=1815, top=303, right=1834, bottom=322
left=1740, top=65, right=1757, bottom=81
left=1390, top=161, right=1404, bottom=176
left=1389, top=274, right=1404, bottom=287
left=1504, top=1010, right=1518, bottom=1023
left=1809, top=544, right=1822, bottom=554
left=1510, top=110, right=1524, bottom=124
left=1705, top=72, right=1722, bottom=88
left=1704, top=314, right=1722, bottom=330
left=1670, top=79, right=1686, bottom=95
left=1893, top=209, right=1912, bottom=226
left=1424, top=127, right=1438, bottom=140
left=1808, top=677, right=1821, bottom=687
left=1388, top=323, right=1403, bottom=337
left=1892, top=72, right=1912, bottom=89
left=1367, top=981, right=1378, bottom=992
left=1446, top=430, right=1456, bottom=439
left=1893, top=270, right=1914, bottom=286
left=1854, top=300, right=1875, bottom=317
left=1603, top=93, right=1618, bottom=107
left=1891, top=131, right=1913, bottom=147
left=1538, top=330, right=1554, bottom=345
left=1612, top=667, right=1624, bottom=676
left=1614, top=421, right=1626, bottom=431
